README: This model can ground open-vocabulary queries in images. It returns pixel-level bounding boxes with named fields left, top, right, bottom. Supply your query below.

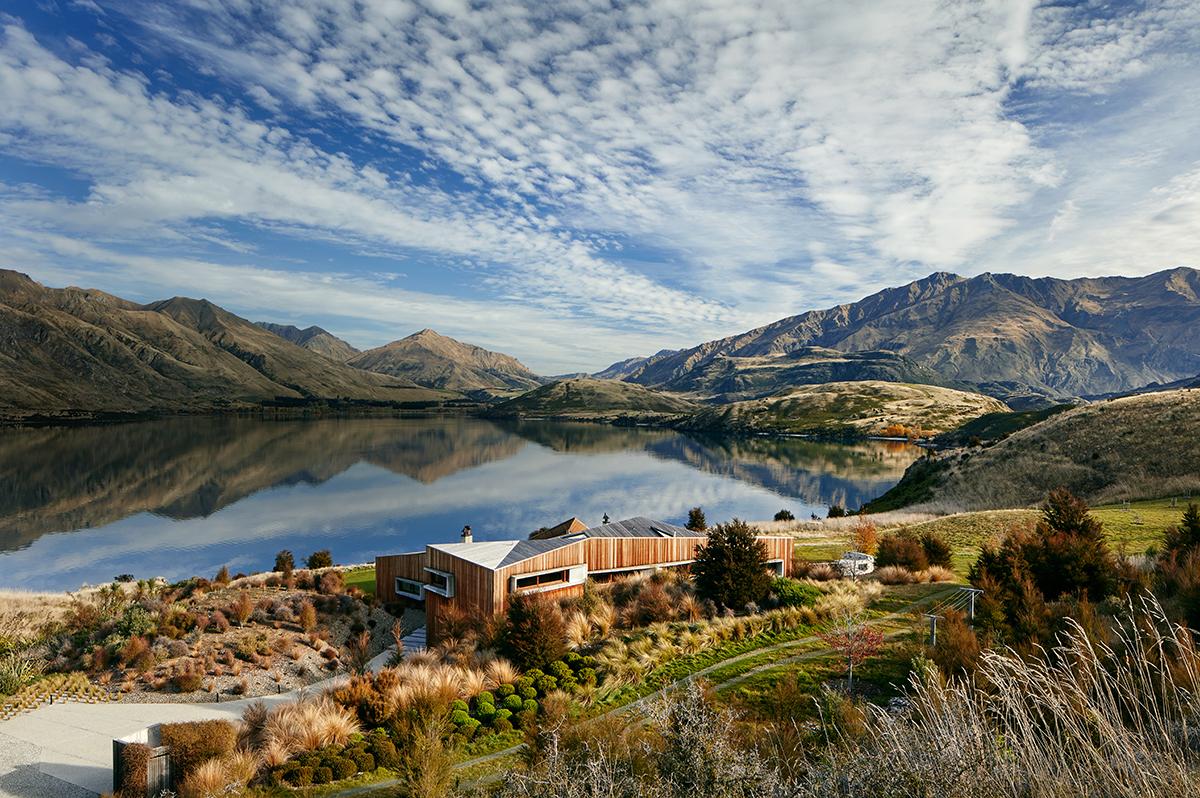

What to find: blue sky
left=1, top=0, right=1198, bottom=373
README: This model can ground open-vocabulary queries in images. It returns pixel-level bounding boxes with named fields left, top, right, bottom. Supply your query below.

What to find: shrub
left=494, top=717, right=514, bottom=734
left=450, top=709, right=470, bottom=725
left=172, top=660, right=204, bottom=692
left=313, top=765, right=333, bottom=785
left=299, top=600, right=317, bottom=632
left=874, top=565, right=918, bottom=585
left=331, top=756, right=358, bottom=780
left=774, top=509, right=795, bottom=522
left=370, top=737, right=399, bottom=770
left=348, top=750, right=374, bottom=773
left=215, top=565, right=231, bottom=585
left=117, top=742, right=150, bottom=798
left=501, top=593, right=567, bottom=670
left=503, top=693, right=524, bottom=712
left=930, top=609, right=981, bottom=678
left=451, top=698, right=470, bottom=713
left=460, top=717, right=482, bottom=739
left=160, top=720, right=237, bottom=778
left=686, top=507, right=707, bottom=532
left=210, top=611, right=230, bottom=633
left=117, top=605, right=157, bottom=638
left=230, top=592, right=254, bottom=627
left=289, top=765, right=314, bottom=786
left=876, top=535, right=929, bottom=571
left=319, top=570, right=344, bottom=595
left=920, top=531, right=953, bottom=568
left=495, top=683, right=516, bottom=699
left=522, top=698, right=539, bottom=714
left=827, top=505, right=847, bottom=518
left=306, top=550, right=334, bottom=569
left=771, top=577, right=821, bottom=608
left=693, top=519, right=772, bottom=609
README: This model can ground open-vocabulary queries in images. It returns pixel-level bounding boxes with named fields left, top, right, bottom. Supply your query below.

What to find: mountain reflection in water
left=0, top=416, right=919, bottom=590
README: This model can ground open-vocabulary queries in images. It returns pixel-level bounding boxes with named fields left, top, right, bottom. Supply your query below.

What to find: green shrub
left=475, top=704, right=496, bottom=723
left=313, top=765, right=333, bottom=785
left=493, top=717, right=514, bottom=733
left=494, top=708, right=513, bottom=724
left=306, top=549, right=333, bottom=569
left=348, top=750, right=375, bottom=773
left=450, top=709, right=470, bottom=725
left=500, top=593, right=567, bottom=670
left=693, top=519, right=772, bottom=609
left=160, top=720, right=237, bottom=778
left=331, top=757, right=358, bottom=780
left=502, top=693, right=524, bottom=712
left=451, top=698, right=469, bottom=713
left=577, top=667, right=598, bottom=687
left=289, top=766, right=314, bottom=787
left=771, top=577, right=821, bottom=608
left=496, top=683, right=516, bottom=699
left=534, top=674, right=557, bottom=694
left=370, top=737, right=399, bottom=770
left=522, top=698, right=539, bottom=714
left=473, top=690, right=494, bottom=708
left=461, top=717, right=481, bottom=739
left=548, top=660, right=573, bottom=681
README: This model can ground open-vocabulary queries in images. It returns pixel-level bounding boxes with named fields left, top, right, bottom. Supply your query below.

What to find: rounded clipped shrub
left=503, top=693, right=524, bottom=712
left=461, top=717, right=481, bottom=739
left=370, top=738, right=399, bottom=770
left=451, top=698, right=470, bottom=713
left=548, top=660, right=573, bottom=680
left=348, top=750, right=375, bottom=773
left=519, top=684, right=537, bottom=700
left=577, top=667, right=598, bottom=687
left=534, top=675, right=557, bottom=694
left=331, top=757, right=357, bottom=780
left=450, top=709, right=470, bottom=725
left=581, top=655, right=596, bottom=669
left=493, top=717, right=514, bottom=734
left=522, top=698, right=539, bottom=714
left=564, top=651, right=583, bottom=666
left=524, top=668, right=544, bottom=681
left=496, top=683, right=516, bottom=699
left=494, top=708, right=513, bottom=724
left=289, top=766, right=314, bottom=787
left=313, top=766, right=333, bottom=785
left=473, top=691, right=495, bottom=709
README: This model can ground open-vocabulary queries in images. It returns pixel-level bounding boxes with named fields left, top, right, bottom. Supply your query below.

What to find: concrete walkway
left=0, top=647, right=398, bottom=798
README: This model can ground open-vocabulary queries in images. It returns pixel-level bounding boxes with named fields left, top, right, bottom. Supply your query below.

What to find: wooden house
left=376, top=517, right=793, bottom=643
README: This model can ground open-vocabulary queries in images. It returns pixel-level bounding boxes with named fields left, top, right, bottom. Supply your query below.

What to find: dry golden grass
left=262, top=695, right=361, bottom=754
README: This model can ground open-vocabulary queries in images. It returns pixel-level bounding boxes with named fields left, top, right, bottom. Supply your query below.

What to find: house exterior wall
left=758, top=536, right=794, bottom=574
left=582, top=536, right=704, bottom=574
left=375, top=552, right=427, bottom=603
left=492, top=541, right=587, bottom=620
left=425, top=547, right=497, bottom=642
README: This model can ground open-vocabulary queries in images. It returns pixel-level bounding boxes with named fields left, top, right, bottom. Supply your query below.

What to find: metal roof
left=429, top=536, right=581, bottom=569
left=577, top=516, right=704, bottom=539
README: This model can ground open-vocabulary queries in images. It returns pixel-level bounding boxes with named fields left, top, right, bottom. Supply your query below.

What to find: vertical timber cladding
left=758, top=536, right=794, bottom=574
left=492, top=540, right=588, bottom=620
left=425, top=547, right=497, bottom=643
left=374, top=552, right=427, bottom=603
left=582, top=535, right=705, bottom=573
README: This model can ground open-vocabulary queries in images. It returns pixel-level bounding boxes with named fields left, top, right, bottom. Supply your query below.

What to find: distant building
left=836, top=551, right=875, bottom=577
left=376, top=516, right=793, bottom=643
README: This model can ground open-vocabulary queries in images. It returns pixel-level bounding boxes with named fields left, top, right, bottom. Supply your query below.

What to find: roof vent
left=461, top=525, right=473, bottom=544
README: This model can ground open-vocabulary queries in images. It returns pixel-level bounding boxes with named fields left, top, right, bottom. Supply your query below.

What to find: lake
left=0, top=416, right=920, bottom=591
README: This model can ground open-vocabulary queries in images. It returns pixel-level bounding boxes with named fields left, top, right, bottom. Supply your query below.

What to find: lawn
left=342, top=566, right=376, bottom=595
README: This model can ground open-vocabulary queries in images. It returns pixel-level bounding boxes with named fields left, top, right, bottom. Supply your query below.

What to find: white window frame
left=508, top=564, right=587, bottom=595
left=423, top=567, right=455, bottom=598
left=395, top=577, right=425, bottom=601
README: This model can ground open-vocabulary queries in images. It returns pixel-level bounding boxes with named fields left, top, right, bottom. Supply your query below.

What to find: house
left=376, top=516, right=793, bottom=643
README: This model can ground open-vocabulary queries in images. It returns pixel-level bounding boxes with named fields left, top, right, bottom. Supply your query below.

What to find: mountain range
left=621, top=269, right=1200, bottom=404
left=0, top=270, right=449, bottom=417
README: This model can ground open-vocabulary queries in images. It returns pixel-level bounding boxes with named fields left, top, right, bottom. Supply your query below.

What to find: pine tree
left=692, top=519, right=771, bottom=610
left=686, top=507, right=707, bottom=532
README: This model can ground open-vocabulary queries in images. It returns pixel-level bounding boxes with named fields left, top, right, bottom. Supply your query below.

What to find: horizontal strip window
left=515, top=569, right=570, bottom=590
left=423, top=567, right=455, bottom=598
left=395, top=578, right=424, bottom=600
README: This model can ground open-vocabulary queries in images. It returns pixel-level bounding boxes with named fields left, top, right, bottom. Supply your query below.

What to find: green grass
left=343, top=566, right=376, bottom=595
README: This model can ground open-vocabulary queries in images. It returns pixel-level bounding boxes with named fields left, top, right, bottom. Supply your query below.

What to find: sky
left=1, top=0, right=1198, bottom=374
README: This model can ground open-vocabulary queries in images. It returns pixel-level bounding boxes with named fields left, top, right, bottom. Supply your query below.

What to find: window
left=423, top=568, right=455, bottom=598
left=514, top=570, right=569, bottom=590
left=395, top=578, right=424, bottom=600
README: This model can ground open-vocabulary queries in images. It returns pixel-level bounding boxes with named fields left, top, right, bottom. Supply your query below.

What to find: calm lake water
left=0, top=416, right=920, bottom=591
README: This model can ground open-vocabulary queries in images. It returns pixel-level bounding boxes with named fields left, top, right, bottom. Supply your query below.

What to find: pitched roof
left=429, top=536, right=581, bottom=569
left=577, top=516, right=704, bottom=539
left=529, top=516, right=589, bottom=540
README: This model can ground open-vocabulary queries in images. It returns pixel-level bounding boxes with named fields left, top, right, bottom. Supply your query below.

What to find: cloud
left=1, top=0, right=1198, bottom=370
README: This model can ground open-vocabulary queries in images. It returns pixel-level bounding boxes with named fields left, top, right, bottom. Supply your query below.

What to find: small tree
left=919, top=531, right=953, bottom=568
left=827, top=505, right=847, bottom=519
left=274, top=550, right=295, bottom=577
left=1163, top=503, right=1200, bottom=558
left=500, top=593, right=567, bottom=670
left=774, top=509, right=795, bottom=522
left=929, top=609, right=980, bottom=678
left=345, top=630, right=372, bottom=675
left=686, top=507, right=707, bottom=532
left=692, top=519, right=772, bottom=610
left=306, top=549, right=333, bottom=569
left=819, top=612, right=883, bottom=693
left=851, top=519, right=879, bottom=556
left=214, top=565, right=231, bottom=585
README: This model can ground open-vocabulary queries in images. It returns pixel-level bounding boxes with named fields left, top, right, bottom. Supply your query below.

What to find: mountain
left=347, top=329, right=543, bottom=394
left=593, top=350, right=677, bottom=380
left=623, top=269, right=1200, bottom=402
left=866, top=388, right=1200, bottom=512
left=685, top=381, right=1008, bottom=437
left=494, top=377, right=699, bottom=419
left=654, top=346, right=952, bottom=401
left=0, top=270, right=453, bottom=417
left=256, top=322, right=359, bottom=361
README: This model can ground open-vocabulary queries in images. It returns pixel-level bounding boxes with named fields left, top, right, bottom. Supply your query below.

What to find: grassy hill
left=868, top=388, right=1200, bottom=512
left=685, top=381, right=1007, bottom=437
left=494, top=377, right=698, bottom=420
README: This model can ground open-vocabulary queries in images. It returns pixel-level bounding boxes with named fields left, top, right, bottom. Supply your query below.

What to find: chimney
left=461, top=525, right=473, bottom=544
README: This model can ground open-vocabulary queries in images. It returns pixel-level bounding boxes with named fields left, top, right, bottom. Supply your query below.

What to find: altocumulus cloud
left=0, top=0, right=1198, bottom=372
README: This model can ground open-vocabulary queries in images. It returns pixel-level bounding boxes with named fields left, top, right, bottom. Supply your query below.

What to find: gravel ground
left=0, top=733, right=97, bottom=798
